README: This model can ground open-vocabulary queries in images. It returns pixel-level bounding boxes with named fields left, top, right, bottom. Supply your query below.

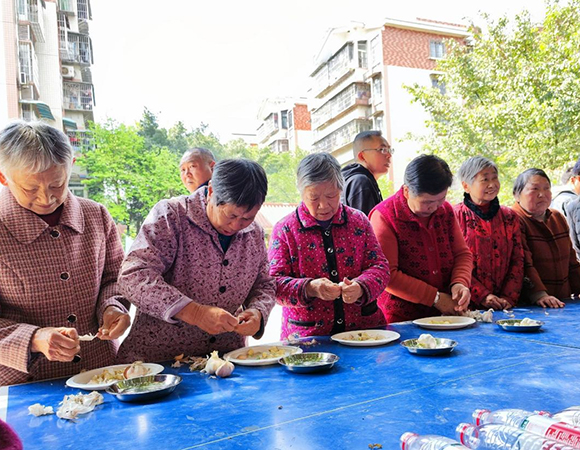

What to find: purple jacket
left=117, top=189, right=276, bottom=363
left=268, top=202, right=390, bottom=339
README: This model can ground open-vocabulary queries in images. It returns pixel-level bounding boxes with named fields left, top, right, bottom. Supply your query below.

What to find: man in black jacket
left=341, top=130, right=393, bottom=215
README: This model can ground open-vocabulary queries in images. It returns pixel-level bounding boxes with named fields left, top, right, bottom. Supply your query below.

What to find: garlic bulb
left=215, top=360, right=235, bottom=378
left=202, top=350, right=235, bottom=377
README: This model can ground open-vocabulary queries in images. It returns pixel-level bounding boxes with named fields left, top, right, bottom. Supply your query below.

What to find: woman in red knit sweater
left=370, top=155, right=473, bottom=323
left=512, top=168, right=580, bottom=308
left=454, top=156, right=524, bottom=310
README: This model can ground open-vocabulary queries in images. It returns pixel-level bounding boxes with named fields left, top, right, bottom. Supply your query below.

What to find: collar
left=512, top=201, right=552, bottom=222
left=295, top=202, right=347, bottom=230
left=185, top=187, right=258, bottom=237
left=0, top=187, right=84, bottom=244
left=463, top=193, right=500, bottom=220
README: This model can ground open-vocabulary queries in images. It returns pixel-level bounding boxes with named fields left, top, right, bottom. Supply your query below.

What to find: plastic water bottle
left=552, top=408, right=580, bottom=428
left=474, top=408, right=580, bottom=447
left=456, top=422, right=575, bottom=449
left=400, top=432, right=469, bottom=449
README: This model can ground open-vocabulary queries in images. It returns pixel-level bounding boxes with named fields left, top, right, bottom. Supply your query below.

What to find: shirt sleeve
left=370, top=211, right=438, bottom=306
left=519, top=217, right=548, bottom=296
left=118, top=201, right=194, bottom=323
left=268, top=221, right=314, bottom=308
left=499, top=216, right=524, bottom=306
left=449, top=217, right=473, bottom=288
left=0, top=315, right=38, bottom=373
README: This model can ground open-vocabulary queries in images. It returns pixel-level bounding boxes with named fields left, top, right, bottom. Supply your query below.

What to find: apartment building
left=257, top=97, right=312, bottom=153
left=0, top=0, right=94, bottom=196
left=310, top=18, right=470, bottom=186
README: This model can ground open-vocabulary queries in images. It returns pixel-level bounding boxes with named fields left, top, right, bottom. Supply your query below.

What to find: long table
left=3, top=301, right=580, bottom=449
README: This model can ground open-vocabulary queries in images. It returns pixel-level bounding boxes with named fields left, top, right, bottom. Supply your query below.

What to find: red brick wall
left=293, top=104, right=311, bottom=131
left=382, top=26, right=465, bottom=70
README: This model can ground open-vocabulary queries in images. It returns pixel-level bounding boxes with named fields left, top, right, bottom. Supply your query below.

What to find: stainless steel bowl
left=106, top=374, right=182, bottom=402
left=400, top=338, right=457, bottom=356
left=278, top=352, right=339, bottom=373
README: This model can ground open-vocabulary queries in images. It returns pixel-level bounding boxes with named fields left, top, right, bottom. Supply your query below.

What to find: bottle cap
left=400, top=432, right=417, bottom=450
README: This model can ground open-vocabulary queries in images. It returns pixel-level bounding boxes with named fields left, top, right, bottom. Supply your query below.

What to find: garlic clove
left=215, top=360, right=235, bottom=378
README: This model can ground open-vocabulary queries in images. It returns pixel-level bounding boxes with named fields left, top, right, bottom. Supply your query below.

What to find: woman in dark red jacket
left=454, top=156, right=524, bottom=310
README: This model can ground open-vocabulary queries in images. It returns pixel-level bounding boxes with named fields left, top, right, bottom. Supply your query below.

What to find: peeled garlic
left=202, top=350, right=235, bottom=377
left=123, top=361, right=150, bottom=379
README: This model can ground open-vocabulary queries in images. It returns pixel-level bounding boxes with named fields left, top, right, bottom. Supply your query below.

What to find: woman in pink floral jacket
left=268, top=153, right=390, bottom=339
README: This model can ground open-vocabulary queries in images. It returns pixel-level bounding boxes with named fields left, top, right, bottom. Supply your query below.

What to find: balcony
left=58, top=0, right=75, bottom=14
left=313, top=119, right=372, bottom=154
left=61, top=33, right=93, bottom=65
left=18, top=42, right=40, bottom=91
left=311, top=83, right=370, bottom=129
left=18, top=0, right=45, bottom=43
left=66, top=130, right=93, bottom=151
left=257, top=113, right=279, bottom=143
left=63, top=82, right=94, bottom=111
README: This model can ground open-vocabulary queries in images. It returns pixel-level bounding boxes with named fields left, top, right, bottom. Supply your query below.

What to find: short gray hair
left=457, top=156, right=498, bottom=185
left=180, top=147, right=216, bottom=166
left=352, top=130, right=384, bottom=158
left=296, top=152, right=344, bottom=193
left=513, top=168, right=551, bottom=197
left=0, top=121, right=73, bottom=176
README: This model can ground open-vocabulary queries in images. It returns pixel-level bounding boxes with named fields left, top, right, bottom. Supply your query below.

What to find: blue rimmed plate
left=496, top=319, right=543, bottom=332
left=401, top=338, right=458, bottom=356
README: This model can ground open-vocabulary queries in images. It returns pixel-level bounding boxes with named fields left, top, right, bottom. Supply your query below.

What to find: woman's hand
left=305, top=278, right=341, bottom=301
left=451, top=283, right=470, bottom=312
left=340, top=278, right=362, bottom=304
left=30, top=327, right=80, bottom=362
left=234, top=309, right=262, bottom=336
left=434, top=292, right=459, bottom=315
left=481, top=294, right=511, bottom=310
left=537, top=295, right=565, bottom=308
left=98, top=306, right=131, bottom=340
left=176, top=302, right=239, bottom=335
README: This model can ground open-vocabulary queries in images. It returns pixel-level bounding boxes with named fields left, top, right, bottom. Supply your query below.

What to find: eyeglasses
left=362, top=147, right=395, bottom=155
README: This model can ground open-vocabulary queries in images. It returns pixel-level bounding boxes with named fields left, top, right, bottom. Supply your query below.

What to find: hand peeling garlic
left=123, top=361, right=151, bottom=379
left=202, top=350, right=235, bottom=378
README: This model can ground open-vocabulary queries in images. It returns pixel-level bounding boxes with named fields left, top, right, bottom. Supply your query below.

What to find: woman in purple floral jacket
left=268, top=153, right=390, bottom=339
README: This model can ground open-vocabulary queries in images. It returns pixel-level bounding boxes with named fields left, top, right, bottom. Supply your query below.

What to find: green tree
left=405, top=0, right=580, bottom=202
left=138, top=107, right=169, bottom=150
left=77, top=120, right=184, bottom=235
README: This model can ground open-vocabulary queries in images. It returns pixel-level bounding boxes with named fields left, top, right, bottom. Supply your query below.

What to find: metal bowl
left=496, top=319, right=543, bottom=332
left=106, top=374, right=182, bottom=402
left=279, top=352, right=339, bottom=373
left=400, top=338, right=458, bottom=356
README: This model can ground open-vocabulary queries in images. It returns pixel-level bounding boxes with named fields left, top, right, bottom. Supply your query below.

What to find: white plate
left=331, top=329, right=401, bottom=347
left=412, top=316, right=476, bottom=330
left=224, top=345, right=302, bottom=366
left=66, top=363, right=165, bottom=390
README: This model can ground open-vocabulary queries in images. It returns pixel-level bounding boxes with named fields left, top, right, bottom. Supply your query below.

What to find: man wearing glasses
left=341, top=130, right=393, bottom=215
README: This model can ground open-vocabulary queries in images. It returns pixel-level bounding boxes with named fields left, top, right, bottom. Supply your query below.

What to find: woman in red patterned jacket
left=268, top=153, right=390, bottom=339
left=454, top=156, right=524, bottom=310
left=370, top=154, right=472, bottom=323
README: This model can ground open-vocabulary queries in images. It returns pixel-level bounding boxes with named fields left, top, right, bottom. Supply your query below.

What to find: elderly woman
left=117, top=159, right=275, bottom=363
left=268, top=153, right=390, bottom=339
left=369, top=154, right=472, bottom=323
left=454, top=157, right=524, bottom=310
left=512, top=168, right=580, bottom=308
left=0, top=122, right=130, bottom=386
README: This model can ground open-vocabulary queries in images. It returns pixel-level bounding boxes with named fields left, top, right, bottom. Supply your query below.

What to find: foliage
left=77, top=119, right=184, bottom=235
left=405, top=0, right=580, bottom=203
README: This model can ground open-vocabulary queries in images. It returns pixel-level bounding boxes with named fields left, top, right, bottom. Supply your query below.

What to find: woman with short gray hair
left=0, top=121, right=130, bottom=386
left=117, top=158, right=276, bottom=363
left=512, top=168, right=580, bottom=308
left=269, top=152, right=390, bottom=339
left=454, top=156, right=524, bottom=310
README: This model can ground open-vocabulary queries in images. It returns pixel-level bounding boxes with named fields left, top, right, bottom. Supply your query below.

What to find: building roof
left=255, top=202, right=298, bottom=232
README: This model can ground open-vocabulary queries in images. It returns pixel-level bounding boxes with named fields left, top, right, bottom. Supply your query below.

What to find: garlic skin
left=215, top=360, right=235, bottom=378
left=123, top=361, right=151, bottom=379
left=202, top=351, right=235, bottom=377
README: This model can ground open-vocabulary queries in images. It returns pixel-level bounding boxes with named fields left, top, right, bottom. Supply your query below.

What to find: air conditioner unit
left=61, top=65, right=75, bottom=78
left=19, top=72, right=28, bottom=84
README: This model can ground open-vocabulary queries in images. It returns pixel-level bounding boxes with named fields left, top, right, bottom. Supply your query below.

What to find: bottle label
left=521, top=415, right=580, bottom=446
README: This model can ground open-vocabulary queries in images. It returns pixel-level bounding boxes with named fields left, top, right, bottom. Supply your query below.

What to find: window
left=21, top=104, right=34, bottom=121
left=281, top=110, right=288, bottom=129
left=429, top=41, right=445, bottom=59
left=431, top=75, right=446, bottom=95
left=358, top=41, right=367, bottom=69
left=370, top=35, right=380, bottom=67
left=76, top=0, right=89, bottom=20
left=374, top=115, right=384, bottom=132
left=372, top=75, right=383, bottom=100
left=288, top=110, right=294, bottom=129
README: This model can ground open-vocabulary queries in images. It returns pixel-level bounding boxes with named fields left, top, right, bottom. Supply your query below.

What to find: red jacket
left=454, top=200, right=524, bottom=306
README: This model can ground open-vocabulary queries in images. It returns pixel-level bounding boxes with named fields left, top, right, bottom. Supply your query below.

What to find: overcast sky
left=90, top=0, right=546, bottom=142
